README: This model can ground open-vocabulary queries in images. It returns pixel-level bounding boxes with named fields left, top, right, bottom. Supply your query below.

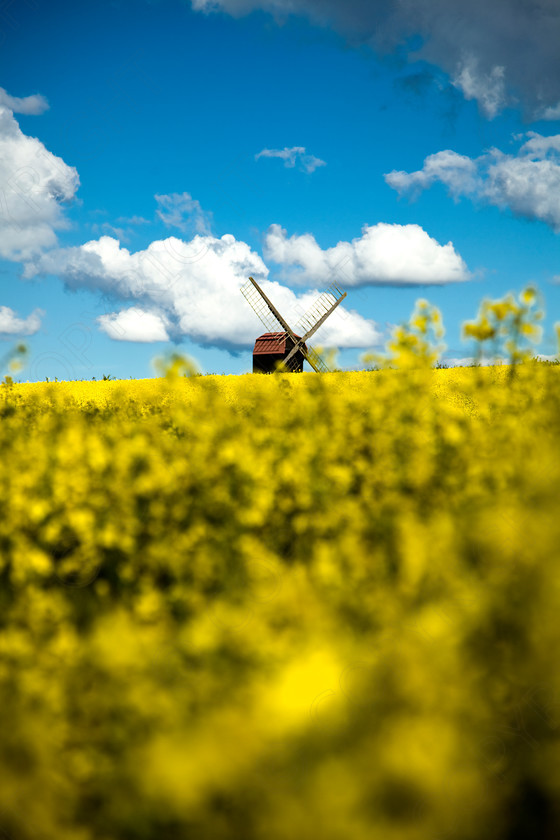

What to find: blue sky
left=1, top=0, right=559, bottom=379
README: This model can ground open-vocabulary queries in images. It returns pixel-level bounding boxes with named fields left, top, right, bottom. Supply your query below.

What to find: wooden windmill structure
left=240, top=276, right=347, bottom=373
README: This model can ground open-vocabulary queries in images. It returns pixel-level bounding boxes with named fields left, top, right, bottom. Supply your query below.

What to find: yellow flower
left=520, top=285, right=537, bottom=305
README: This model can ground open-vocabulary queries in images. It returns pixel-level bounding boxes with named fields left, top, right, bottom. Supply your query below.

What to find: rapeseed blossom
left=1, top=310, right=560, bottom=838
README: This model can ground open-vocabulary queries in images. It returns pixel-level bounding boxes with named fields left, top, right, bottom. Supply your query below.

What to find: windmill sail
left=294, top=284, right=346, bottom=340
left=283, top=284, right=347, bottom=371
left=302, top=344, right=330, bottom=373
left=281, top=343, right=329, bottom=374
left=240, top=278, right=293, bottom=336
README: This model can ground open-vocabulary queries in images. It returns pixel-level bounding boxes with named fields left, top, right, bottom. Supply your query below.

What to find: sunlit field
left=2, top=352, right=560, bottom=839
left=4, top=0, right=560, bottom=832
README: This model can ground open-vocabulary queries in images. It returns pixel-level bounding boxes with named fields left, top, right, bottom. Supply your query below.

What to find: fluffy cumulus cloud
left=255, top=146, right=326, bottom=173
left=97, top=307, right=170, bottom=342
left=385, top=133, right=560, bottom=231
left=0, top=305, right=43, bottom=337
left=0, top=100, right=79, bottom=261
left=191, top=0, right=560, bottom=119
left=264, top=222, right=469, bottom=286
left=26, top=233, right=379, bottom=349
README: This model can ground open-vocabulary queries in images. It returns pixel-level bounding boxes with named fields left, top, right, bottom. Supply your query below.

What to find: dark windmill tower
left=240, top=276, right=347, bottom=373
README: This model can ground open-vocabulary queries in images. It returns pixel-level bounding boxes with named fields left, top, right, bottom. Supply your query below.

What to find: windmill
left=240, top=276, right=347, bottom=373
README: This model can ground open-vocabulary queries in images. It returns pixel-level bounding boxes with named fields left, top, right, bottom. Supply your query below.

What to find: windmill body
left=240, top=277, right=347, bottom=373
left=252, top=332, right=308, bottom=373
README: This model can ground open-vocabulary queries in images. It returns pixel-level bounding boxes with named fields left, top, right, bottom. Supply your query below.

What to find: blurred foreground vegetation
left=1, top=358, right=560, bottom=840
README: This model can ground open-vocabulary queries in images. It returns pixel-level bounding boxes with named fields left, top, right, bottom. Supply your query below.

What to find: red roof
left=253, top=332, right=306, bottom=355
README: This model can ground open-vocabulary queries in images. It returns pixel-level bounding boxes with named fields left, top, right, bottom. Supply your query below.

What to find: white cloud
left=385, top=133, right=560, bottom=231
left=0, top=87, right=49, bottom=115
left=190, top=0, right=560, bottom=119
left=255, top=146, right=326, bottom=173
left=520, top=132, right=560, bottom=158
left=155, top=192, right=212, bottom=235
left=453, top=57, right=506, bottom=119
left=264, top=222, right=470, bottom=286
left=27, top=232, right=379, bottom=349
left=0, top=101, right=79, bottom=261
left=541, top=102, right=560, bottom=121
left=97, top=307, right=170, bottom=342
left=385, top=150, right=478, bottom=199
left=0, top=305, right=43, bottom=337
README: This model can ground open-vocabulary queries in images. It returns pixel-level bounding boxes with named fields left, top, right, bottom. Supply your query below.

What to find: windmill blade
left=240, top=277, right=296, bottom=337
left=302, top=344, right=331, bottom=373
left=294, top=284, right=347, bottom=343
left=280, top=337, right=330, bottom=373
left=240, top=278, right=284, bottom=334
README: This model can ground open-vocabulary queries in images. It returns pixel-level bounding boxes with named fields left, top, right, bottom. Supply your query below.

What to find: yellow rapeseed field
left=1, top=352, right=560, bottom=840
